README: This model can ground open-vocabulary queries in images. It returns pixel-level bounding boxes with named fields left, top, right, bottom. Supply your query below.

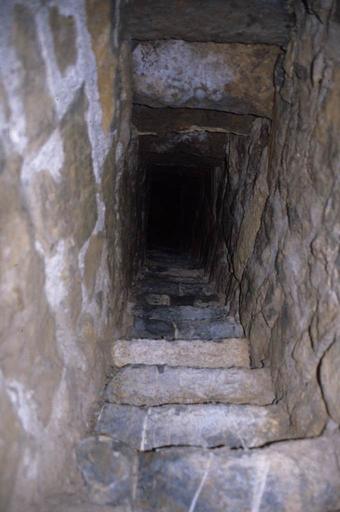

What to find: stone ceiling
left=128, top=0, right=292, bottom=172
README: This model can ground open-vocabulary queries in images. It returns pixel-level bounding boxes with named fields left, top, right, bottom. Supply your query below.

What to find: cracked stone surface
left=136, top=434, right=340, bottom=512
left=106, top=366, right=275, bottom=406
left=96, top=403, right=290, bottom=450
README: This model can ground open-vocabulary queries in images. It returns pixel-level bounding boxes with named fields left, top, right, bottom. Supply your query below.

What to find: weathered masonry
left=0, top=1, right=339, bottom=511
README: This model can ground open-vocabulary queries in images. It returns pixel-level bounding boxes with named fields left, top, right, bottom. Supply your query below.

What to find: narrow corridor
left=1, top=1, right=339, bottom=511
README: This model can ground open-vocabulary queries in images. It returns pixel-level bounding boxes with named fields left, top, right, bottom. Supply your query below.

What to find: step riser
left=134, top=305, right=230, bottom=321
left=132, top=318, right=244, bottom=340
left=96, top=403, right=290, bottom=450
left=113, top=339, right=250, bottom=369
left=106, top=366, right=275, bottom=406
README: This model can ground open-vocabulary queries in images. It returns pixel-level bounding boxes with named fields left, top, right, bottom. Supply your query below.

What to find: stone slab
left=112, top=338, right=250, bottom=369
left=136, top=434, right=340, bottom=512
left=134, top=305, right=228, bottom=322
left=132, top=316, right=244, bottom=340
left=138, top=278, right=215, bottom=297
left=139, top=132, right=228, bottom=168
left=133, top=105, right=256, bottom=136
left=96, top=403, right=290, bottom=450
left=133, top=41, right=281, bottom=117
left=143, top=266, right=206, bottom=280
left=125, top=0, right=292, bottom=45
left=106, top=366, right=275, bottom=406
left=76, top=436, right=136, bottom=507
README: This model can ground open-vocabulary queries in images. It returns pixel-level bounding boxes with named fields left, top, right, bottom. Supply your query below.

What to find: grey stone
left=13, top=4, right=56, bottom=149
left=76, top=436, right=136, bottom=507
left=143, top=265, right=206, bottom=281
left=106, top=366, right=275, bottom=406
left=96, top=403, right=290, bottom=450
left=112, top=338, right=250, bottom=369
left=49, top=6, right=77, bottom=74
left=125, top=0, right=292, bottom=45
left=320, top=340, right=340, bottom=424
left=143, top=293, right=170, bottom=306
left=134, top=305, right=229, bottom=322
left=139, top=278, right=215, bottom=297
left=132, top=316, right=244, bottom=340
left=136, top=434, right=340, bottom=512
left=133, top=41, right=281, bottom=117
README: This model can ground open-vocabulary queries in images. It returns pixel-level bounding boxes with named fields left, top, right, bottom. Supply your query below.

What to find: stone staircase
left=76, top=252, right=340, bottom=512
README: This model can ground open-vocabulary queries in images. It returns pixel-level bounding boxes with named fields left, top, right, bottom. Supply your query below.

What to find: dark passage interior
left=146, top=168, right=204, bottom=255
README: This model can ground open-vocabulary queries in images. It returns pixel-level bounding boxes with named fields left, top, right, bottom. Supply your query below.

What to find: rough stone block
left=133, top=41, right=281, bottom=117
left=96, top=403, right=290, bottom=450
left=112, top=338, right=250, bottom=369
left=125, top=0, right=292, bottom=45
left=76, top=436, right=136, bottom=507
left=132, top=316, right=244, bottom=340
left=133, top=105, right=255, bottom=136
left=136, top=434, right=340, bottom=512
left=106, top=366, right=275, bottom=406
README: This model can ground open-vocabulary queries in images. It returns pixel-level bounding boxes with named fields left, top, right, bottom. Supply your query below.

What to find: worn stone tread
left=106, top=366, right=274, bottom=406
left=112, top=338, right=250, bottom=369
left=136, top=434, right=340, bottom=512
left=96, top=403, right=290, bottom=450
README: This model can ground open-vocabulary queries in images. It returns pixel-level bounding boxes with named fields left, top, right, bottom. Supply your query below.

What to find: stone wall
left=224, top=119, right=271, bottom=317
left=0, top=1, right=140, bottom=509
left=226, top=0, right=340, bottom=437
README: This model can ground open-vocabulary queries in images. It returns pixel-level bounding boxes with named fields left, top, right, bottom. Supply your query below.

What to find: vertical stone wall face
left=224, top=119, right=271, bottom=318
left=0, top=0, right=139, bottom=509
left=228, top=1, right=340, bottom=437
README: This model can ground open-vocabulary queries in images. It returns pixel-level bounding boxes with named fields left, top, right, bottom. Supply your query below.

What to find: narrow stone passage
left=1, top=1, right=339, bottom=511
left=76, top=251, right=340, bottom=511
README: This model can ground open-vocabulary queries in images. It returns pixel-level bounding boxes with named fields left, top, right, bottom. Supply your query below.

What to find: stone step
left=137, top=292, right=222, bottom=307
left=134, top=305, right=229, bottom=322
left=138, top=278, right=214, bottom=297
left=113, top=338, right=250, bottom=369
left=96, top=403, right=290, bottom=451
left=106, top=366, right=274, bottom=406
left=132, top=316, right=244, bottom=340
left=143, top=267, right=206, bottom=281
left=135, top=434, right=340, bottom=512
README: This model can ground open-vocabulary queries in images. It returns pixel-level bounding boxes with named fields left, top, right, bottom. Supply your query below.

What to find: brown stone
left=106, top=366, right=275, bottom=406
left=49, top=6, right=77, bottom=74
left=13, top=4, right=56, bottom=149
left=112, top=338, right=250, bottom=369
left=86, top=0, right=116, bottom=133
left=84, top=234, right=104, bottom=300
left=0, top=151, right=63, bottom=421
left=133, top=41, right=281, bottom=117
left=29, top=88, right=97, bottom=250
